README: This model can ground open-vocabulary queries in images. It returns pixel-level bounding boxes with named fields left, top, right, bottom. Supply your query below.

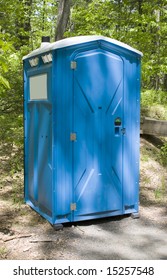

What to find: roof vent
left=41, top=36, right=50, bottom=48
left=42, top=36, right=50, bottom=43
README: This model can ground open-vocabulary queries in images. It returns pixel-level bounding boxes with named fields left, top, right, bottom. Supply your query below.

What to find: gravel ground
left=0, top=201, right=167, bottom=260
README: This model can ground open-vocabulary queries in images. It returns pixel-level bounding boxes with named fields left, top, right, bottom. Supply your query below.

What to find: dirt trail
left=0, top=203, right=167, bottom=260
left=0, top=138, right=167, bottom=260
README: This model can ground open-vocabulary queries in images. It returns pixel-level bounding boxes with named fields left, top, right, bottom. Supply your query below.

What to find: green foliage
left=0, top=76, right=10, bottom=89
left=141, top=90, right=167, bottom=107
left=141, top=105, right=167, bottom=120
left=0, top=34, right=13, bottom=89
left=141, top=90, right=167, bottom=120
left=0, top=0, right=167, bottom=188
left=30, top=0, right=58, bottom=48
left=0, top=40, right=24, bottom=175
left=159, top=143, right=167, bottom=166
left=67, top=0, right=167, bottom=93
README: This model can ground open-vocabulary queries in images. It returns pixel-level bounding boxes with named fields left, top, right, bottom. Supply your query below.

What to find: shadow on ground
left=0, top=137, right=167, bottom=260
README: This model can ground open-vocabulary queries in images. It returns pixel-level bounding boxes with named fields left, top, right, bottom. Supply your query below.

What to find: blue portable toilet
left=23, top=36, right=143, bottom=225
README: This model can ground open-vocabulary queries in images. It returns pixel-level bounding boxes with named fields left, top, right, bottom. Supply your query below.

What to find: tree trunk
left=55, top=0, right=71, bottom=41
left=163, top=74, right=167, bottom=91
left=15, top=0, right=32, bottom=48
left=42, top=0, right=46, bottom=32
left=138, top=0, right=143, bottom=15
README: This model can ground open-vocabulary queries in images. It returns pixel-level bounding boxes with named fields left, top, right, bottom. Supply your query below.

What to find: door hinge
left=71, top=61, right=77, bottom=70
left=70, top=132, right=77, bottom=141
left=70, top=203, right=76, bottom=211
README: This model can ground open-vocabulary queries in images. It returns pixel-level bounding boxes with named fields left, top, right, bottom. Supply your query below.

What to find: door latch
left=121, top=128, right=126, bottom=135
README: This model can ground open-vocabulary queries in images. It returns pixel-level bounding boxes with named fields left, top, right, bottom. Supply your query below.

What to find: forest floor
left=0, top=137, right=167, bottom=260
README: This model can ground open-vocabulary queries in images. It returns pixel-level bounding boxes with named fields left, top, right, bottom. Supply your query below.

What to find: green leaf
left=0, top=75, right=10, bottom=89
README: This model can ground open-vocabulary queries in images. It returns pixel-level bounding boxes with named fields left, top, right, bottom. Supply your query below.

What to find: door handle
left=114, top=117, right=122, bottom=136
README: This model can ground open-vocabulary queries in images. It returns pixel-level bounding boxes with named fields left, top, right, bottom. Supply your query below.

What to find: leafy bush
left=159, top=142, right=167, bottom=166
left=141, top=90, right=167, bottom=120
left=141, top=105, right=167, bottom=120
left=141, top=90, right=167, bottom=107
left=0, top=43, right=24, bottom=174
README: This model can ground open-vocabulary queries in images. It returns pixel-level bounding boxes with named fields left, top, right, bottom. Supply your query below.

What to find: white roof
left=23, top=35, right=143, bottom=60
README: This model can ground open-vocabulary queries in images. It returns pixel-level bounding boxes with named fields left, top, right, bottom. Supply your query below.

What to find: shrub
left=159, top=142, right=167, bottom=166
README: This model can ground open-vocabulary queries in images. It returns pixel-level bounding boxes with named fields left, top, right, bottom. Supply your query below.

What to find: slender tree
left=55, top=0, right=71, bottom=41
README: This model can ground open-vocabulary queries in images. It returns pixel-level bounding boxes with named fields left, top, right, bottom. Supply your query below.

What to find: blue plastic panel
left=23, top=36, right=142, bottom=225
left=24, top=65, right=53, bottom=221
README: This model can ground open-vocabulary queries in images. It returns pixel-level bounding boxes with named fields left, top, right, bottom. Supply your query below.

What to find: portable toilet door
left=72, top=50, right=124, bottom=220
left=23, top=36, right=142, bottom=225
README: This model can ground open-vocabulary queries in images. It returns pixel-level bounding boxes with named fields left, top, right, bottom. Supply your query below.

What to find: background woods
left=0, top=0, right=167, bottom=173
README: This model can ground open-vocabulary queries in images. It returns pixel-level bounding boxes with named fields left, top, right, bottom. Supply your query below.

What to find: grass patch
left=11, top=180, right=24, bottom=205
left=0, top=247, right=8, bottom=259
left=140, top=145, right=159, bottom=163
left=158, top=142, right=167, bottom=166
left=154, top=176, right=166, bottom=200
